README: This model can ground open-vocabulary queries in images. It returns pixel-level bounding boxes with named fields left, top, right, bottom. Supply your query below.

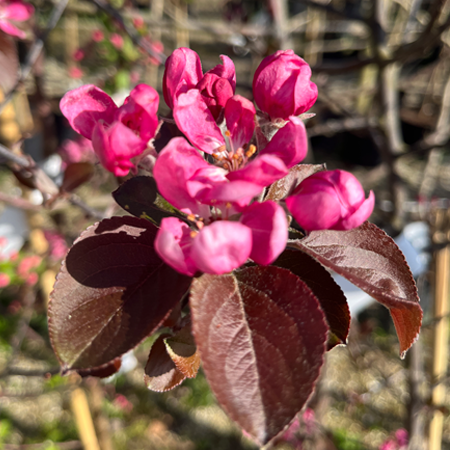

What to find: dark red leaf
left=75, top=358, right=122, bottom=378
left=293, top=222, right=422, bottom=357
left=48, top=216, right=192, bottom=373
left=165, top=324, right=200, bottom=378
left=145, top=324, right=200, bottom=392
left=0, top=32, right=18, bottom=92
left=112, top=176, right=177, bottom=224
left=274, top=249, right=350, bottom=349
left=61, top=162, right=95, bottom=193
left=144, top=334, right=186, bottom=392
left=190, top=266, right=328, bottom=445
left=266, top=164, right=326, bottom=202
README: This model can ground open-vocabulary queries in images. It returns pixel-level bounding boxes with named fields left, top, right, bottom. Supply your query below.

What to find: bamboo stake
left=71, top=388, right=102, bottom=450
left=429, top=212, right=450, bottom=450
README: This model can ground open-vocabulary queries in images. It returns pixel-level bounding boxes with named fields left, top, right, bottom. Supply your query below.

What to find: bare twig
left=0, top=0, right=70, bottom=115
left=0, top=143, right=31, bottom=167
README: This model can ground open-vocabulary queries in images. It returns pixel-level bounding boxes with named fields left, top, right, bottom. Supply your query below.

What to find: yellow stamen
left=187, top=214, right=195, bottom=221
left=225, top=130, right=231, bottom=137
left=190, top=231, right=198, bottom=238
left=245, top=144, right=257, bottom=158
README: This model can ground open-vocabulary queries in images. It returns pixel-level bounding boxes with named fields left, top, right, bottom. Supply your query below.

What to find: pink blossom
left=286, top=170, right=374, bottom=231
left=0, top=273, right=10, bottom=288
left=154, top=138, right=288, bottom=275
left=92, top=121, right=145, bottom=176
left=68, top=67, right=83, bottom=79
left=110, top=33, right=124, bottom=49
left=92, top=29, right=104, bottom=42
left=155, top=218, right=253, bottom=276
left=60, top=84, right=159, bottom=176
left=0, top=0, right=34, bottom=38
left=130, top=70, right=140, bottom=84
left=163, top=48, right=235, bottom=120
left=73, top=49, right=85, bottom=62
left=253, top=50, right=318, bottom=120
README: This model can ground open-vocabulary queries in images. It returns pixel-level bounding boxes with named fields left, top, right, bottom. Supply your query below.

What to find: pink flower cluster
left=0, top=0, right=33, bottom=38
left=60, top=84, right=159, bottom=176
left=60, top=48, right=374, bottom=276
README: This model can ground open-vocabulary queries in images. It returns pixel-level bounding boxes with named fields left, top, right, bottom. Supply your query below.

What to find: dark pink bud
left=253, top=50, right=318, bottom=120
left=286, top=169, right=374, bottom=231
left=163, top=47, right=203, bottom=109
left=196, top=55, right=236, bottom=120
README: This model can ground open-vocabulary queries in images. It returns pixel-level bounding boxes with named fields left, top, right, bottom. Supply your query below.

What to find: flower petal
left=338, top=191, right=375, bottom=230
left=60, top=85, right=118, bottom=139
left=153, top=137, right=210, bottom=216
left=163, top=47, right=203, bottom=110
left=206, top=55, right=236, bottom=91
left=155, top=218, right=197, bottom=276
left=191, top=221, right=252, bottom=274
left=225, top=95, right=256, bottom=150
left=240, top=201, right=288, bottom=265
left=92, top=121, right=145, bottom=176
left=226, top=154, right=288, bottom=187
left=4, top=1, right=34, bottom=21
left=173, top=90, right=224, bottom=154
left=0, top=19, right=25, bottom=38
left=117, top=84, right=159, bottom=142
left=260, top=116, right=308, bottom=168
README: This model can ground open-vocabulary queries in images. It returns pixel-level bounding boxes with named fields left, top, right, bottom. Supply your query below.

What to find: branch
left=0, top=0, right=70, bottom=115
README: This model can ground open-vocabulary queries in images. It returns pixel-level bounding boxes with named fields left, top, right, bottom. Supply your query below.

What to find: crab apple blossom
left=0, top=0, right=33, bottom=38
left=155, top=199, right=288, bottom=276
left=163, top=47, right=235, bottom=119
left=253, top=50, right=318, bottom=120
left=285, top=169, right=375, bottom=231
left=60, top=83, right=159, bottom=176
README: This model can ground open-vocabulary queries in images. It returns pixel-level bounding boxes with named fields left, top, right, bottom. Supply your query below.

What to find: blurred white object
left=334, top=222, right=429, bottom=317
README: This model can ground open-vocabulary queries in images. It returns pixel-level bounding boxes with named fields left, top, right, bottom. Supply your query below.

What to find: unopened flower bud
left=286, top=170, right=374, bottom=231
left=252, top=50, right=318, bottom=120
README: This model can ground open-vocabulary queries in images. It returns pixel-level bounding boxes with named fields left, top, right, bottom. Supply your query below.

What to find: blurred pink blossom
left=92, top=29, right=104, bottom=42
left=0, top=0, right=34, bottom=39
left=380, top=439, right=397, bottom=450
left=0, top=273, right=11, bottom=288
left=17, top=255, right=41, bottom=278
left=395, top=429, right=408, bottom=447
left=25, top=272, right=38, bottom=286
left=69, top=66, right=83, bottom=79
left=44, top=230, right=69, bottom=261
left=113, top=394, right=133, bottom=413
left=73, top=48, right=85, bottom=62
left=58, top=136, right=96, bottom=167
left=110, top=33, right=124, bottom=49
